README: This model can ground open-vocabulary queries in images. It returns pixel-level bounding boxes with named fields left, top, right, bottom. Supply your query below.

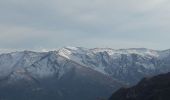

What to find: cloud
left=0, top=0, right=170, bottom=50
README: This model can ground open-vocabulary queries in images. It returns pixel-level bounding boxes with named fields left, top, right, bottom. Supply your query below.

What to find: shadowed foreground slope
left=109, top=72, right=170, bottom=100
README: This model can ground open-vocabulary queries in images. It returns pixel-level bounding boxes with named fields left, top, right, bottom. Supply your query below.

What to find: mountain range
left=0, top=47, right=170, bottom=100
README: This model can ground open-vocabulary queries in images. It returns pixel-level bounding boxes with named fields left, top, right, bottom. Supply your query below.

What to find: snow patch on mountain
left=91, top=48, right=159, bottom=57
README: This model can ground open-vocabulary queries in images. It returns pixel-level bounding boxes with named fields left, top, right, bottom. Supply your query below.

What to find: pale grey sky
left=0, top=0, right=170, bottom=50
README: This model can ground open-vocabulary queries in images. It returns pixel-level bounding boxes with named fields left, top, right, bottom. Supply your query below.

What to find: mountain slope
left=109, top=72, right=170, bottom=100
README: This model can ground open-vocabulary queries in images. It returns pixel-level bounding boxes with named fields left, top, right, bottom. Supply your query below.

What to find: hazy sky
left=0, top=0, right=170, bottom=51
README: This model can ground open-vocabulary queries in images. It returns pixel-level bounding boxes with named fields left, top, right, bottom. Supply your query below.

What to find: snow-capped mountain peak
left=58, top=47, right=73, bottom=59
left=55, top=47, right=163, bottom=78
